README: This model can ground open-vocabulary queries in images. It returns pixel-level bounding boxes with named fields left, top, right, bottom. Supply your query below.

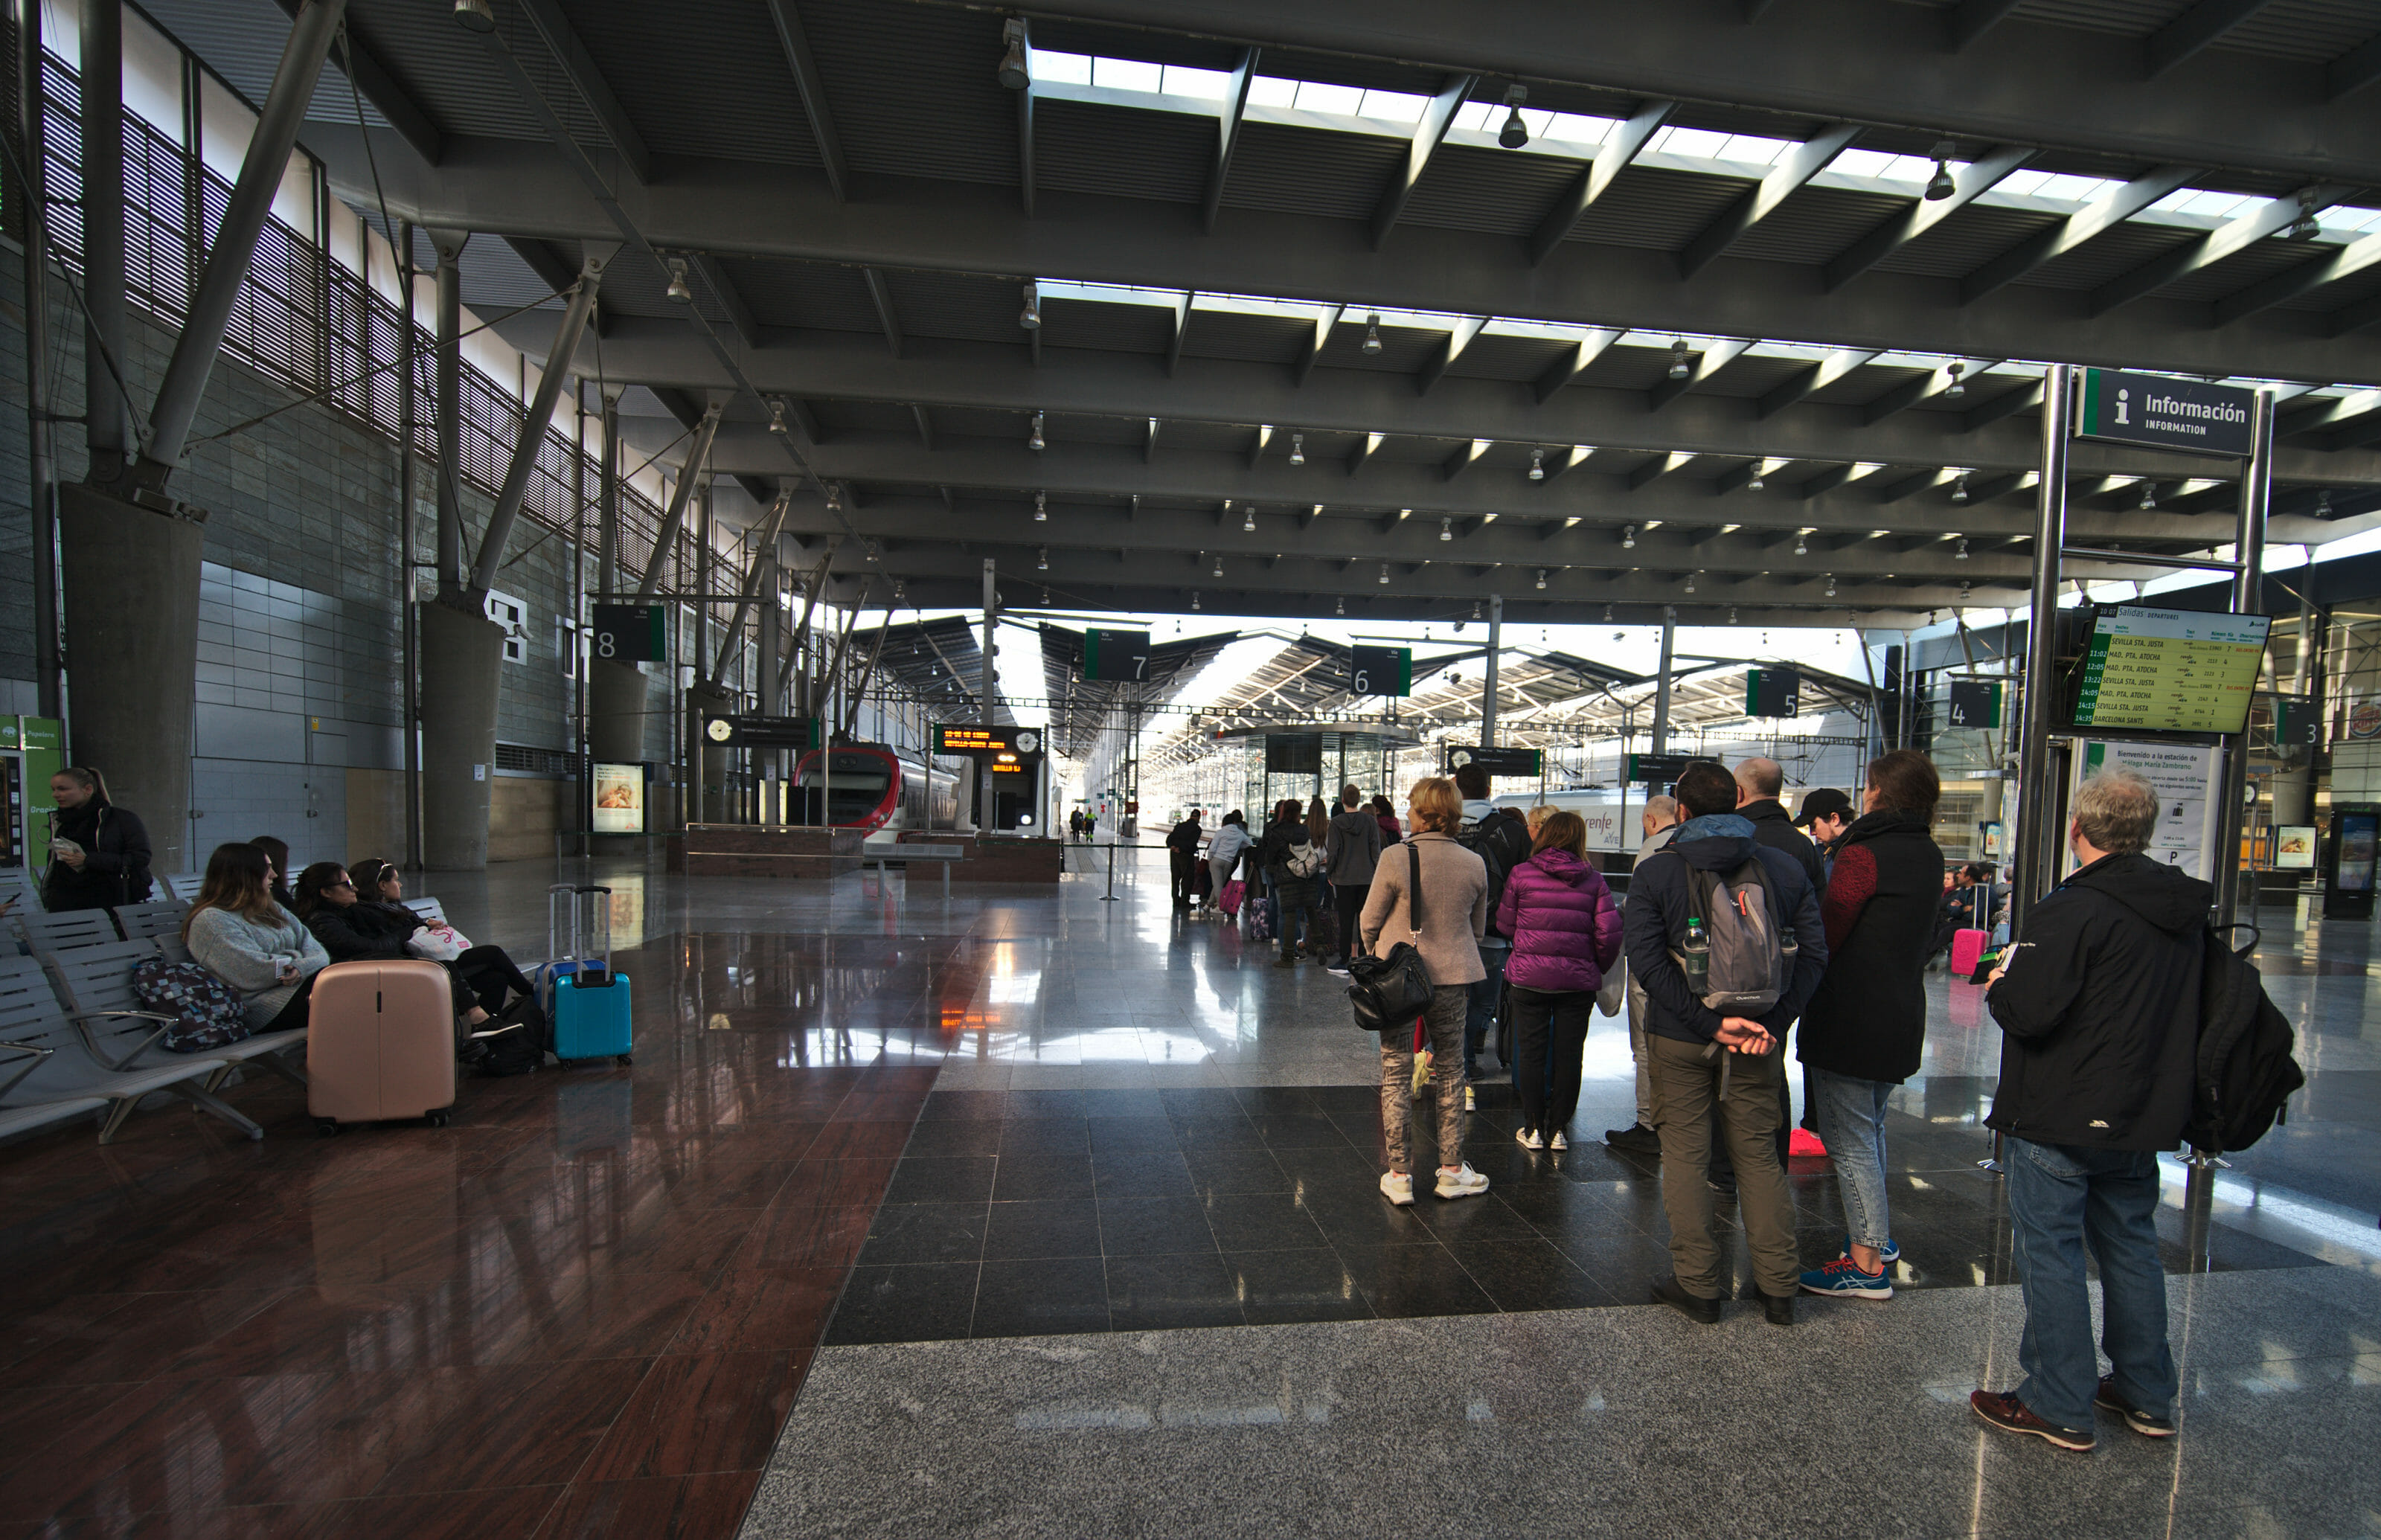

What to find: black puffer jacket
left=303, top=901, right=417, bottom=963
left=1741, top=798, right=1827, bottom=894
left=41, top=801, right=153, bottom=911
left=1798, top=809, right=1943, bottom=1084
left=1986, top=852, right=2208, bottom=1151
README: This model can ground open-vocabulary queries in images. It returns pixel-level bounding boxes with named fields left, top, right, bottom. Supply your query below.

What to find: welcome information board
left=2071, top=606, right=2270, bottom=735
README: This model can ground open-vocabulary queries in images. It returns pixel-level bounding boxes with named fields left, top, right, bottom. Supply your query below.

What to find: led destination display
left=2071, top=606, right=2271, bottom=736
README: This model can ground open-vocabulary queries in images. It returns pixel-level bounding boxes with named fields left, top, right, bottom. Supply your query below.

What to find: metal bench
left=112, top=900, right=190, bottom=942
left=872, top=843, right=967, bottom=898
left=163, top=874, right=208, bottom=902
left=46, top=938, right=307, bottom=1099
left=0, top=952, right=257, bottom=1144
left=402, top=896, right=448, bottom=925
left=13, top=908, right=121, bottom=956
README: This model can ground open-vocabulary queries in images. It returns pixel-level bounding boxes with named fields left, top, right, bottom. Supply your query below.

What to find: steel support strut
left=468, top=250, right=613, bottom=598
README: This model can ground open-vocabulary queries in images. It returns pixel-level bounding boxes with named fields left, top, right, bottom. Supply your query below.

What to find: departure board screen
left=2071, top=606, right=2271, bottom=735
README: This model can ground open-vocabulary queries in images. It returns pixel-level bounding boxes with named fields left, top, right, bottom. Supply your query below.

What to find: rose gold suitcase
left=307, top=960, right=458, bottom=1135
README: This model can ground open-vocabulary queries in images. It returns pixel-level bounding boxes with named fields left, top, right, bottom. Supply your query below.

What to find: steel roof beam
left=335, top=142, right=2381, bottom=380
left=2214, top=228, right=2381, bottom=325
left=690, top=255, right=760, bottom=350
left=1203, top=49, right=1259, bottom=234
left=1526, top=99, right=1672, bottom=267
left=505, top=237, right=610, bottom=336
left=1823, top=146, right=2035, bottom=291
left=1860, top=359, right=1997, bottom=424
left=1960, top=166, right=2196, bottom=304
left=911, top=404, right=935, bottom=449
left=2090, top=185, right=2352, bottom=315
left=297, top=3, right=441, bottom=164
left=1371, top=74, right=1478, bottom=249
left=1533, top=326, right=1624, bottom=403
left=762, top=0, right=847, bottom=201
left=510, top=0, right=650, bottom=184
left=862, top=266, right=903, bottom=357
left=1418, top=315, right=1490, bottom=396
left=1648, top=339, right=1752, bottom=411
left=1759, top=347, right=1880, bottom=418
left=2329, top=33, right=2381, bottom=100
left=1677, top=124, right=1860, bottom=279
left=2146, top=0, right=2279, bottom=80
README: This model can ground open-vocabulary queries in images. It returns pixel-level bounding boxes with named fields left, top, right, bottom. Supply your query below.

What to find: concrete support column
left=419, top=602, right=504, bottom=870
left=589, top=661, right=645, bottom=763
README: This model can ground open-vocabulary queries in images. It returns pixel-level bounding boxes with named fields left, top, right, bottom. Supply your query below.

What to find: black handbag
left=1347, top=843, right=1437, bottom=1033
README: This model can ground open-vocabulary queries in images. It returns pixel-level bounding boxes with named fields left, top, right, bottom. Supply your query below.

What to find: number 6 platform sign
left=1348, top=644, right=1413, bottom=697
left=591, top=604, right=667, bottom=664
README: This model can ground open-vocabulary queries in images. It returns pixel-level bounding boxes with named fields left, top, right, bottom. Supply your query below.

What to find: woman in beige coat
left=1360, top=777, right=1490, bottom=1205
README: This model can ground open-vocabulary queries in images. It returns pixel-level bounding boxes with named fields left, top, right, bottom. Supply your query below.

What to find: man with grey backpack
left=1624, top=762, right=1827, bottom=1326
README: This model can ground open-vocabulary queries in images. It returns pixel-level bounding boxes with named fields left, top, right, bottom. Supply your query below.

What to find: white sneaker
left=1464, top=1085, right=1476, bottom=1113
left=1550, top=1131, right=1568, bottom=1150
left=1379, top=1170, right=1415, bottom=1207
left=1516, top=1126, right=1544, bottom=1150
left=1435, top=1163, right=1490, bottom=1199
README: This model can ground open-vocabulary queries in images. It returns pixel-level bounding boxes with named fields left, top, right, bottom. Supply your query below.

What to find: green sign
left=1444, top=744, right=1542, bottom=777
left=2078, top=368, right=2257, bottom=459
left=1083, top=629, right=1153, bottom=681
left=591, top=603, right=668, bottom=664
left=1347, top=644, right=1414, bottom=697
left=1745, top=668, right=1801, bottom=719
left=1946, top=679, right=2003, bottom=730
left=1626, top=752, right=1714, bottom=784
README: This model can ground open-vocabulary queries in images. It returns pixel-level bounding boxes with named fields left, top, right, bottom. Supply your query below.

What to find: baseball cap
left=1792, top=787, right=1853, bottom=828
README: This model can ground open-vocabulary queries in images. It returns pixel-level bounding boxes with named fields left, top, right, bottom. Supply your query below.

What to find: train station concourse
left=4, top=0, right=2381, bottom=1533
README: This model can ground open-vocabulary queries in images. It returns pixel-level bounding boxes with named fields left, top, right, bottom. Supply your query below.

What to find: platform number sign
left=1347, top=644, right=1414, bottom=697
left=590, top=603, right=667, bottom=664
left=1745, top=667, right=1801, bottom=719
left=1947, top=680, right=2004, bottom=730
left=1083, top=628, right=1153, bottom=681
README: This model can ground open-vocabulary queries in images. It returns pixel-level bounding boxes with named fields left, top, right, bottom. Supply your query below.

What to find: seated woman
left=183, top=842, right=330, bottom=1033
left=348, top=859, right=538, bottom=1014
left=291, top=862, right=497, bottom=1033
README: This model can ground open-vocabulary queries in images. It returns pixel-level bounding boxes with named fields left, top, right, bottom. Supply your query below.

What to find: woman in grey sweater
left=183, top=842, right=330, bottom=1031
left=1359, top=777, right=1490, bottom=1206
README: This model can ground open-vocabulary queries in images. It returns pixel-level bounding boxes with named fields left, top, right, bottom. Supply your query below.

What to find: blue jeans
left=2005, top=1137, right=2176, bottom=1433
left=1810, top=1069, right=1894, bottom=1251
left=1464, top=943, right=1509, bottom=1079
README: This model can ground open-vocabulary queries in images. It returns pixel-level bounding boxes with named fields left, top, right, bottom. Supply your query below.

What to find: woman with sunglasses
left=291, top=862, right=496, bottom=1033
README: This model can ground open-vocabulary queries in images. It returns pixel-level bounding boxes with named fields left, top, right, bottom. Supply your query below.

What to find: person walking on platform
left=1973, top=767, right=2201, bottom=1453
left=1627, top=763, right=1826, bottom=1326
left=40, top=767, right=153, bottom=913
left=1453, top=763, right=1531, bottom=1106
left=1324, top=784, right=1383, bottom=975
left=1260, top=800, right=1324, bottom=966
left=1205, top=812, right=1252, bottom=906
left=1605, top=795, right=1679, bottom=1155
left=1795, top=751, right=1944, bottom=1302
left=1371, top=795, right=1402, bottom=847
left=1499, top=810, right=1622, bottom=1150
left=1166, top=809, right=1205, bottom=913
left=1362, top=777, right=1491, bottom=1206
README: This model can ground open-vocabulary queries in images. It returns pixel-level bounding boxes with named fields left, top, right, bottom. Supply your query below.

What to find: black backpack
left=1457, top=814, right=1531, bottom=935
left=2185, top=924, right=2304, bottom=1156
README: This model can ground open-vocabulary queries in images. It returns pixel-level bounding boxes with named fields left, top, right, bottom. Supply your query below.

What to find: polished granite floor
left=0, top=847, right=2373, bottom=1539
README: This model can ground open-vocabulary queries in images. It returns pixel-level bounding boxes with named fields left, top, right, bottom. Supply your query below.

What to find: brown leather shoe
left=1650, top=1275, right=1721, bottom=1324
left=1971, top=1390, right=2095, bottom=1452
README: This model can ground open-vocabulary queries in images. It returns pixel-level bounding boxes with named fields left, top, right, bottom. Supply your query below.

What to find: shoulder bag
left=1345, top=842, right=1436, bottom=1033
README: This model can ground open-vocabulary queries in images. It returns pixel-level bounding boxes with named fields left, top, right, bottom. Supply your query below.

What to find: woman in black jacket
left=292, top=862, right=496, bottom=1030
left=349, top=859, right=538, bottom=1014
left=1794, top=750, right=1945, bottom=1302
left=41, top=768, right=153, bottom=912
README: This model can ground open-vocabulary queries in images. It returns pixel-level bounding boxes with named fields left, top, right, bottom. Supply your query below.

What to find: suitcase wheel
left=615, top=1053, right=632, bottom=1067
left=426, top=1109, right=452, bottom=1128
left=315, top=1118, right=339, bottom=1138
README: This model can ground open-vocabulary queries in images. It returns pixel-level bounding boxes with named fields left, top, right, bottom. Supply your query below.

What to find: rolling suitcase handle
left=574, top=886, right=615, bottom=986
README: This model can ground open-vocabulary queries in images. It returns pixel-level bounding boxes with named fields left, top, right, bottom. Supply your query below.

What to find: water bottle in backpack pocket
left=1670, top=857, right=1795, bottom=1013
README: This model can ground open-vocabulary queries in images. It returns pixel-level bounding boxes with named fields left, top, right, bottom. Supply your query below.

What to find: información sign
left=2076, top=369, right=2257, bottom=459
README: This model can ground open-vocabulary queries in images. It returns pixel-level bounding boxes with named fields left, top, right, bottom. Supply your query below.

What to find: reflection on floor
left=0, top=847, right=2371, bottom=1540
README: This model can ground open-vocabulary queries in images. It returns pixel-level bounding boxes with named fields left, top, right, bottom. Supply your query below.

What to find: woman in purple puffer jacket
left=1494, top=809, right=1624, bottom=1149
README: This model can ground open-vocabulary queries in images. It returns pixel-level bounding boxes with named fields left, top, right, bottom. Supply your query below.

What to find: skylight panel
left=1997, top=170, right=2125, bottom=205
left=1038, top=279, right=1186, bottom=307
left=1716, top=133, right=1794, bottom=165
left=1292, top=80, right=1364, bottom=116
left=1034, top=49, right=1092, bottom=86
left=1356, top=88, right=1429, bottom=125
left=1542, top=112, right=1617, bottom=147
left=1646, top=125, right=1729, bottom=159
left=1092, top=56, right=1161, bottom=94
left=1159, top=64, right=1235, bottom=100
left=2324, top=205, right=2381, bottom=234
left=2156, top=187, right=2260, bottom=220
left=1248, top=75, right=1298, bottom=109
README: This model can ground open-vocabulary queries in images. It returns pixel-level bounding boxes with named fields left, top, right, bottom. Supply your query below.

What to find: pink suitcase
left=1949, top=928, right=1987, bottom=980
left=307, top=960, right=458, bottom=1134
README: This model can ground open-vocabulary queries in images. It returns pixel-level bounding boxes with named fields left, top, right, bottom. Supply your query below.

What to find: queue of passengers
left=1179, top=751, right=2193, bottom=1453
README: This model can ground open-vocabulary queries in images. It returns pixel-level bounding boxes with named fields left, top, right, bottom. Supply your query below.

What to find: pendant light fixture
left=1034, top=491, right=1047, bottom=522
left=1362, top=314, right=1382, bottom=355
left=1028, top=411, right=1045, bottom=452
left=1528, top=447, right=1545, bottom=481
left=1667, top=339, right=1691, bottom=379
left=1289, top=433, right=1305, bottom=465
left=1622, top=524, right=1636, bottom=549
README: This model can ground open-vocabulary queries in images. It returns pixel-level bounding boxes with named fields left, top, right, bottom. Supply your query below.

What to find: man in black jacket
left=1713, top=757, right=1824, bottom=1180
left=1165, top=809, right=1205, bottom=912
left=1626, top=763, right=1827, bottom=1326
left=1973, top=766, right=2202, bottom=1453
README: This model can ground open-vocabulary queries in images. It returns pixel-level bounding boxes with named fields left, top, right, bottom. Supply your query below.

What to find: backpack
left=1246, top=899, right=1273, bottom=943
left=132, top=957, right=253, bottom=1053
left=463, top=991, right=546, bottom=1077
left=2185, top=925, right=2304, bottom=1155
left=1457, top=814, right=1531, bottom=936
left=1664, top=853, right=1795, bottom=1013
left=1286, top=835, right=1326, bottom=880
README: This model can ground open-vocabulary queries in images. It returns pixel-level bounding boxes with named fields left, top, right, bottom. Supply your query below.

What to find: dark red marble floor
left=0, top=932, right=940, bottom=1539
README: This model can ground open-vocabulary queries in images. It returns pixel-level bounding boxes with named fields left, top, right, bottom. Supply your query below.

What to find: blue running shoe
left=1800, top=1255, right=1893, bottom=1299
left=1840, top=1236, right=1900, bottom=1266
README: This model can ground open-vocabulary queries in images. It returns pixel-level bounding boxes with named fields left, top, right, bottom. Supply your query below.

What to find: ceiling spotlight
left=825, top=483, right=845, bottom=512
left=767, top=399, right=788, bottom=436
left=1242, top=504, right=1256, bottom=532
left=2318, top=490, right=2334, bottom=516
left=1528, top=447, right=1545, bottom=481
left=664, top=257, right=693, bottom=304
left=2139, top=481, right=2158, bottom=510
left=996, top=17, right=1031, bottom=90
left=1034, top=490, right=1047, bottom=522
left=1944, top=361, right=1966, bottom=400
left=1535, top=568, right=1548, bottom=591
left=1378, top=562, right=1391, bottom=585
left=1190, top=590, right=1201, bottom=612
left=1037, top=545, right=1048, bottom=571
left=863, top=539, right=878, bottom=562
left=1622, top=524, right=1636, bottom=549
left=1959, top=580, right=1971, bottom=601
left=1440, top=517, right=1454, bottom=542
left=1213, top=553, right=1225, bottom=577
left=2286, top=187, right=2324, bottom=242
left=1746, top=463, right=1766, bottom=492
left=1336, top=595, right=1345, bottom=615
left=1923, top=149, right=1957, bottom=202
left=1794, top=531, right=1809, bottom=556
left=1289, top=432, right=1305, bottom=466
left=1471, top=600, right=1483, bottom=621
left=453, top=0, right=496, bottom=31
left=1019, top=281, right=1041, bottom=330
left=1955, top=536, right=1970, bottom=559
left=1728, top=606, right=1737, bottom=624
left=1499, top=84, right=1531, bottom=150
left=1951, top=472, right=1970, bottom=504
left=1362, top=313, right=1382, bottom=356
left=1602, top=605, right=1614, bottom=622
left=1667, top=338, right=1691, bottom=380
left=1028, top=411, right=1045, bottom=452
left=1684, top=571, right=1697, bottom=594
left=892, top=580, right=906, bottom=602
left=1824, top=573, right=1837, bottom=597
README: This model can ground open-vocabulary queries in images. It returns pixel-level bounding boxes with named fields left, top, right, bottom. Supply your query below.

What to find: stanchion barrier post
left=1101, top=841, right=1120, bottom=902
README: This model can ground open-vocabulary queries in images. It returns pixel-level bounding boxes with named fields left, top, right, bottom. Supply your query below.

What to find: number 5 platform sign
left=1083, top=628, right=1153, bottom=681
left=1348, top=644, right=1413, bottom=696
left=591, top=604, right=667, bottom=664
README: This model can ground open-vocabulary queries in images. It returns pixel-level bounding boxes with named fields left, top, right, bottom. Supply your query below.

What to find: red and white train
left=792, top=745, right=965, bottom=848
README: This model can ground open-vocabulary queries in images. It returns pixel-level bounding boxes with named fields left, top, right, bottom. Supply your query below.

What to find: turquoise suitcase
left=546, top=884, right=632, bottom=1066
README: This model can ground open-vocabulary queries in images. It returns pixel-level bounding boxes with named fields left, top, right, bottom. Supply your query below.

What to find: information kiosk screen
left=2069, top=606, right=2270, bottom=735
